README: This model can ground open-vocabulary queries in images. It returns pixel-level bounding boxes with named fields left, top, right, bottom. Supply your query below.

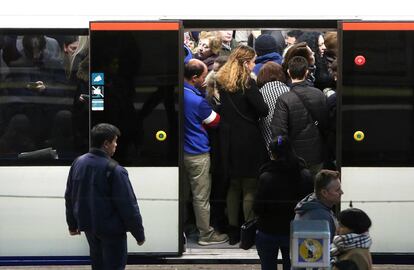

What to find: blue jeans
left=256, top=230, right=291, bottom=270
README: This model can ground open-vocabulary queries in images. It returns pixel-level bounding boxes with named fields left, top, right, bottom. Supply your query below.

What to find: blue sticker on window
left=91, top=73, right=104, bottom=85
left=92, top=99, right=104, bottom=111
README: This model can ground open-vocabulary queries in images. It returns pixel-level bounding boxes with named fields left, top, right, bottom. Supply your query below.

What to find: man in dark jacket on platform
left=65, top=123, right=145, bottom=270
left=294, top=169, right=343, bottom=242
left=271, top=56, right=328, bottom=175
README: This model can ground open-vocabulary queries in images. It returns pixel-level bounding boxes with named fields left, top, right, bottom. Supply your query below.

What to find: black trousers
left=210, top=172, right=230, bottom=232
left=85, top=231, right=127, bottom=270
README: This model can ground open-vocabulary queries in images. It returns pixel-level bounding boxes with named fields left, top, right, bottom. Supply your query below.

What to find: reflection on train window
left=0, top=31, right=89, bottom=165
left=90, top=30, right=179, bottom=167
left=342, top=30, right=414, bottom=166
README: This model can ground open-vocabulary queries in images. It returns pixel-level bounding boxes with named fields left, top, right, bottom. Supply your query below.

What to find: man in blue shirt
left=184, top=59, right=228, bottom=245
left=65, top=123, right=145, bottom=270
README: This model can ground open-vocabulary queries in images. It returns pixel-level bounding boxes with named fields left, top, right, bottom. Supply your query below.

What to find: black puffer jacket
left=270, top=81, right=328, bottom=166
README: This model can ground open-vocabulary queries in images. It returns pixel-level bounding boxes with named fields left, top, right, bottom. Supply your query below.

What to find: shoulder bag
left=290, top=88, right=326, bottom=139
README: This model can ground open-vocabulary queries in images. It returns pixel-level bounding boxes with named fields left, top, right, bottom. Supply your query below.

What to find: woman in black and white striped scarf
left=331, top=208, right=373, bottom=270
left=331, top=231, right=372, bottom=257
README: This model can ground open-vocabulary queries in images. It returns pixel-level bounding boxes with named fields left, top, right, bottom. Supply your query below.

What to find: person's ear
left=103, top=140, right=110, bottom=149
left=320, top=189, right=328, bottom=198
left=287, top=69, right=291, bottom=77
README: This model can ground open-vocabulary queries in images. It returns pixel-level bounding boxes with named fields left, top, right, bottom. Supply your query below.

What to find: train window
left=341, top=26, right=414, bottom=166
left=0, top=30, right=89, bottom=165
left=90, top=22, right=180, bottom=167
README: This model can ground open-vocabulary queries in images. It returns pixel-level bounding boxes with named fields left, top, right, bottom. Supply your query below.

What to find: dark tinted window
left=90, top=27, right=179, bottom=166
left=0, top=30, right=89, bottom=165
left=341, top=30, right=414, bottom=166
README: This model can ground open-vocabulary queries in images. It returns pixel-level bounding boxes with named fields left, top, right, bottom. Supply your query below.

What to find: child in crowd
left=331, top=208, right=373, bottom=270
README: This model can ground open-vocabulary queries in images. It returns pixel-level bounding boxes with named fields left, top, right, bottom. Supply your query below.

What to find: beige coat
left=336, top=248, right=372, bottom=270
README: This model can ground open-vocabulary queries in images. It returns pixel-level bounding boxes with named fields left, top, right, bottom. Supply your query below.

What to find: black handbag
left=239, top=218, right=258, bottom=250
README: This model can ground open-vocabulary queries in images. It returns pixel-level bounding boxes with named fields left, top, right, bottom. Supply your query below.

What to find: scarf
left=331, top=232, right=372, bottom=258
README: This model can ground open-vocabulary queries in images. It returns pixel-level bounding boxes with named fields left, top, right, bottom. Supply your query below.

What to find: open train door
left=89, top=21, right=183, bottom=256
left=339, top=21, right=414, bottom=258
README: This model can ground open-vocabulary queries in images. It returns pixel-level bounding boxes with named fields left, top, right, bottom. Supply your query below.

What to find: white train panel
left=341, top=167, right=414, bottom=253
left=0, top=166, right=179, bottom=256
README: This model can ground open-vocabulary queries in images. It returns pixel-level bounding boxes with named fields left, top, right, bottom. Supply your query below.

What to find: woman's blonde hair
left=68, top=36, right=89, bottom=80
left=216, top=45, right=256, bottom=92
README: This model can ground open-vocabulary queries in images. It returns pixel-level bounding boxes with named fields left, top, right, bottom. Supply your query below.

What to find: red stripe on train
left=90, top=22, right=179, bottom=31
left=343, top=22, right=414, bottom=31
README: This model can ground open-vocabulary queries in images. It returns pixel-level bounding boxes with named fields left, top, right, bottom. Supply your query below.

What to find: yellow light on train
left=156, top=130, right=167, bottom=141
left=353, top=131, right=365, bottom=142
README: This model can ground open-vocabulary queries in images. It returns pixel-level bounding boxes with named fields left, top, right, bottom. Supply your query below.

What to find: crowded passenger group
left=183, top=30, right=372, bottom=270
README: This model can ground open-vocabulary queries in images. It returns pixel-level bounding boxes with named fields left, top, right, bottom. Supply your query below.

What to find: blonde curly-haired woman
left=215, top=45, right=269, bottom=245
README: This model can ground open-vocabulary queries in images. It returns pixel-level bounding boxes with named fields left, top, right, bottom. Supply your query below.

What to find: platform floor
left=1, top=242, right=412, bottom=270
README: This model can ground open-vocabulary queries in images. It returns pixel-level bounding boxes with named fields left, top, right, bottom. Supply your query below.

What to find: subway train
left=1, top=14, right=414, bottom=265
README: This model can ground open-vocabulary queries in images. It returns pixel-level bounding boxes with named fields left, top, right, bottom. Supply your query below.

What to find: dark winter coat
left=253, top=159, right=313, bottom=235
left=314, top=54, right=335, bottom=90
left=217, top=79, right=269, bottom=178
left=65, top=148, right=145, bottom=242
left=195, top=53, right=218, bottom=72
left=270, top=81, right=328, bottom=166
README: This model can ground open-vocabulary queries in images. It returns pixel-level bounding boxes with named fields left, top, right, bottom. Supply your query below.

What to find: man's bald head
left=184, top=59, right=208, bottom=89
left=184, top=59, right=207, bottom=80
